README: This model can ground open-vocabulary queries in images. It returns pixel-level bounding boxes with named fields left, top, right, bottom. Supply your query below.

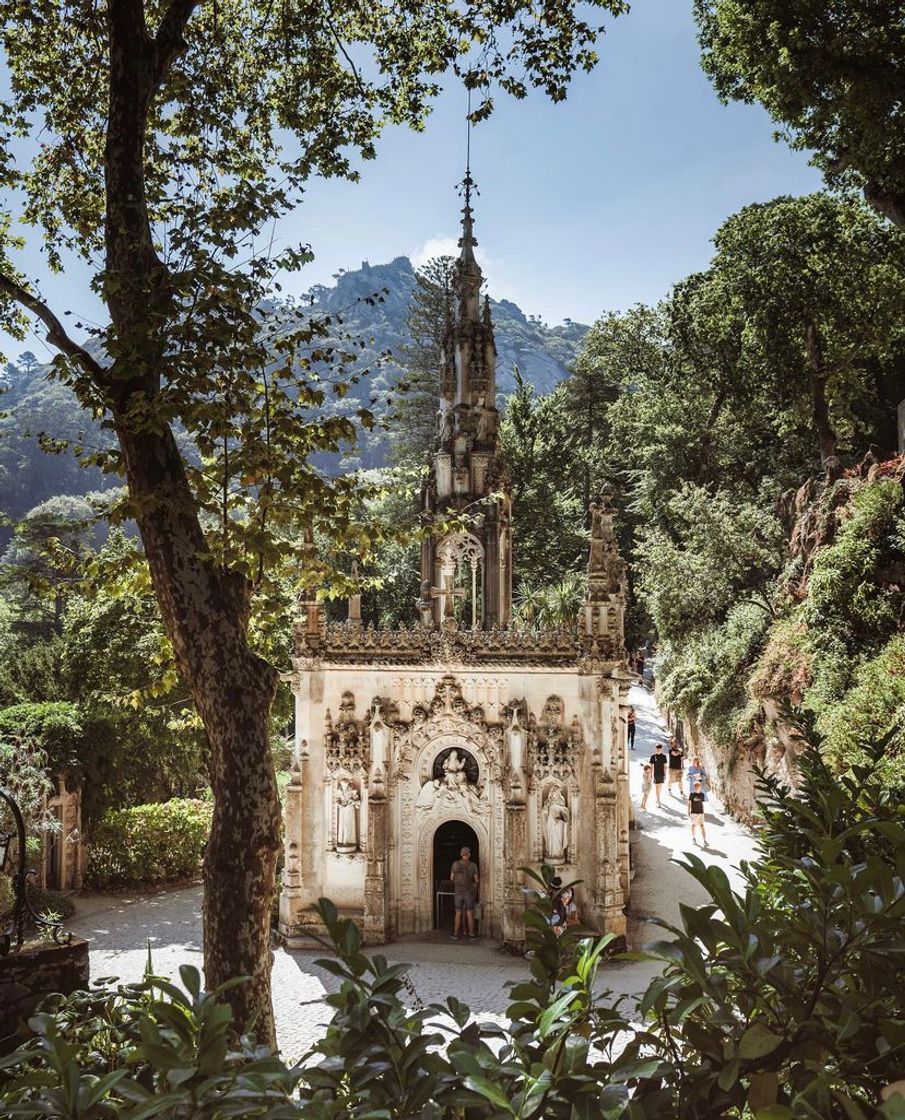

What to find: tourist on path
left=667, top=737, right=685, bottom=797
left=450, top=847, right=479, bottom=941
left=626, top=705, right=636, bottom=750
left=649, top=743, right=667, bottom=807
left=640, top=762, right=652, bottom=810
left=686, top=755, right=708, bottom=799
left=688, top=780, right=708, bottom=846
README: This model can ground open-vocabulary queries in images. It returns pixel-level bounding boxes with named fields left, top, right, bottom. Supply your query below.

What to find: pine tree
left=390, top=256, right=455, bottom=468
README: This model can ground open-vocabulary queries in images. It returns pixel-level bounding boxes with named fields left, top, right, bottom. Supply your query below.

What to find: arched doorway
left=433, top=819, right=479, bottom=931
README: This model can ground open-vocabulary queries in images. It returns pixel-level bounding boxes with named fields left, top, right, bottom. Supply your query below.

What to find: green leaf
left=739, top=1021, right=783, bottom=1060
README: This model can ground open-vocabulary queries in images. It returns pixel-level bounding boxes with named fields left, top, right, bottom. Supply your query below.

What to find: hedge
left=85, top=798, right=212, bottom=889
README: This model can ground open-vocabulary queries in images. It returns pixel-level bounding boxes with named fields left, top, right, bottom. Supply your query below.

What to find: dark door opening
left=433, top=820, right=479, bottom=930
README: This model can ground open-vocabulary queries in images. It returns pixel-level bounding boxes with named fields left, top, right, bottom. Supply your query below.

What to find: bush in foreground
left=2, top=732, right=904, bottom=1118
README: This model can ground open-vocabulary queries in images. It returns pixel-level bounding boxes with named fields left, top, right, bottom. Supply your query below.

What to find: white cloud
left=411, top=235, right=525, bottom=306
left=411, top=235, right=461, bottom=267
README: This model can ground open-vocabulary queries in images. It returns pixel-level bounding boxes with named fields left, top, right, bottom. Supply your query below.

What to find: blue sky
left=280, top=0, right=822, bottom=326
left=5, top=0, right=823, bottom=364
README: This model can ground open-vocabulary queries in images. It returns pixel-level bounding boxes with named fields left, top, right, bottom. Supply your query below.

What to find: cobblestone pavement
left=68, top=685, right=754, bottom=1063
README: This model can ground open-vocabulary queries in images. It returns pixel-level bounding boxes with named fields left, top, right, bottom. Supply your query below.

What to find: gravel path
left=69, top=685, right=755, bottom=1062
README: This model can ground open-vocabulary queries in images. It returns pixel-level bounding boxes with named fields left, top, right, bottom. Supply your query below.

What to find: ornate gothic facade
left=280, top=184, right=632, bottom=947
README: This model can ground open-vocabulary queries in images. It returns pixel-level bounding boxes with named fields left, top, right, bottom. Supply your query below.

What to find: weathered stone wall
left=0, top=938, right=89, bottom=1051
left=663, top=700, right=803, bottom=826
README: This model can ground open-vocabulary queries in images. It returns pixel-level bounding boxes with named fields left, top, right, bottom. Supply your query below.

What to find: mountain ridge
left=0, top=255, right=588, bottom=525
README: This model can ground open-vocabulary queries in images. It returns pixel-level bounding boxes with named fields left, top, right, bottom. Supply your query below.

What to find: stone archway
left=389, top=705, right=505, bottom=939
left=432, top=819, right=479, bottom=930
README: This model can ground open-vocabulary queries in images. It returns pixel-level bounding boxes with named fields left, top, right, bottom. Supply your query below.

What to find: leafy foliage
left=695, top=0, right=905, bottom=229
left=85, top=799, right=213, bottom=890
left=3, top=729, right=905, bottom=1117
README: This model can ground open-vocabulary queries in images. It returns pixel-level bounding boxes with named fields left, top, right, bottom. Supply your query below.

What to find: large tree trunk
left=114, top=419, right=282, bottom=1044
left=805, top=321, right=842, bottom=482
left=101, top=1, right=281, bottom=1042
left=864, top=180, right=905, bottom=234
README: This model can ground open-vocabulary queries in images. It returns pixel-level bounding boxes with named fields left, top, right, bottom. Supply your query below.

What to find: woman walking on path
left=626, top=706, right=636, bottom=750
left=686, top=756, right=708, bottom=799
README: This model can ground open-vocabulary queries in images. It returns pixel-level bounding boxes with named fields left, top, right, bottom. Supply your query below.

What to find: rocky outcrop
left=677, top=701, right=803, bottom=827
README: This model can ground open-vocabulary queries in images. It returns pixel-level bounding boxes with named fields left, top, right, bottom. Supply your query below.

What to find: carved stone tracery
left=325, top=691, right=369, bottom=773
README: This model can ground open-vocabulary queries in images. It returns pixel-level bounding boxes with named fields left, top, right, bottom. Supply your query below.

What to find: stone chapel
left=279, top=179, right=633, bottom=948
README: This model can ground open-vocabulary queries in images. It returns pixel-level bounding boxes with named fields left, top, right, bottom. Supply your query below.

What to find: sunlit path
left=608, top=683, right=754, bottom=994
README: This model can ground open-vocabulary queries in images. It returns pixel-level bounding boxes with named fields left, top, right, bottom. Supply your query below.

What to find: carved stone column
left=502, top=801, right=527, bottom=946
left=278, top=760, right=305, bottom=942
left=594, top=766, right=626, bottom=939
left=616, top=674, right=633, bottom=901
left=362, top=793, right=389, bottom=945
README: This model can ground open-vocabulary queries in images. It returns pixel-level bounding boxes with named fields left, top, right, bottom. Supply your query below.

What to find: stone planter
left=0, top=938, right=89, bottom=1052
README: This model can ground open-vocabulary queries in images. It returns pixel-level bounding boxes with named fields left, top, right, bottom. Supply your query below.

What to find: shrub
left=803, top=479, right=904, bottom=660
left=816, top=634, right=905, bottom=787
left=749, top=617, right=812, bottom=701
left=85, top=799, right=212, bottom=889
left=3, top=730, right=905, bottom=1118
left=0, top=701, right=88, bottom=785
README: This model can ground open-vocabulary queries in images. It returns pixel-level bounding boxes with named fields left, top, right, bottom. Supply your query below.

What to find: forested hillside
left=0, top=256, right=586, bottom=533
left=501, top=192, right=905, bottom=792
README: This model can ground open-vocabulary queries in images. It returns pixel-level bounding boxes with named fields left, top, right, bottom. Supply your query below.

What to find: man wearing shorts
left=649, top=743, right=667, bottom=807
left=450, top=846, right=479, bottom=940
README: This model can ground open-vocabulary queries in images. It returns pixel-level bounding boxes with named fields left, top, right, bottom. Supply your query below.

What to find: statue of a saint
left=335, top=778, right=360, bottom=852
left=438, top=398, right=454, bottom=444
left=442, top=749, right=468, bottom=790
left=543, top=787, right=569, bottom=863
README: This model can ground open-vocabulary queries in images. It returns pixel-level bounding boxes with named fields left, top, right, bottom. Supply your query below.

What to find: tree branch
left=0, top=273, right=105, bottom=381
left=154, top=0, right=201, bottom=86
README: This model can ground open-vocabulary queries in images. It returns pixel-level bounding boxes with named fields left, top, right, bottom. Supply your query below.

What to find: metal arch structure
left=0, top=786, right=73, bottom=955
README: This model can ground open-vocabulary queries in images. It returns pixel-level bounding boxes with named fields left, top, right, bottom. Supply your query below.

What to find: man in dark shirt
left=450, top=846, right=479, bottom=940
left=649, top=744, right=667, bottom=807
left=667, top=737, right=685, bottom=797
left=688, top=780, right=707, bottom=846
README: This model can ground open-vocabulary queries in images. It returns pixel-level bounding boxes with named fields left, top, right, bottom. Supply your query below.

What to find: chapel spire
left=437, top=171, right=498, bottom=449
left=419, top=176, right=512, bottom=631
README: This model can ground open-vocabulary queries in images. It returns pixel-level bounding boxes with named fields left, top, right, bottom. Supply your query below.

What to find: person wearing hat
left=450, top=846, right=479, bottom=940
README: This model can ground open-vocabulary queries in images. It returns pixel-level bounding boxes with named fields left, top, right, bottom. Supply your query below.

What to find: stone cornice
left=293, top=617, right=625, bottom=672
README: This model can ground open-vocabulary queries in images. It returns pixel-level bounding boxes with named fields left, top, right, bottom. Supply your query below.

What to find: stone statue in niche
left=442, top=747, right=469, bottom=790
left=416, top=746, right=486, bottom=814
left=335, top=778, right=360, bottom=853
left=438, top=398, right=454, bottom=444
left=543, top=786, right=570, bottom=863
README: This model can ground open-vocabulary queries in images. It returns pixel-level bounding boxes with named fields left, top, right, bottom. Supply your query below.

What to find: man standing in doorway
left=649, top=743, right=667, bottom=807
left=450, top=846, right=479, bottom=941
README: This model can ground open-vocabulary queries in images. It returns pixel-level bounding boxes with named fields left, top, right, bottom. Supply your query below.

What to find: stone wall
left=664, top=700, right=803, bottom=826
left=0, top=938, right=89, bottom=1052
